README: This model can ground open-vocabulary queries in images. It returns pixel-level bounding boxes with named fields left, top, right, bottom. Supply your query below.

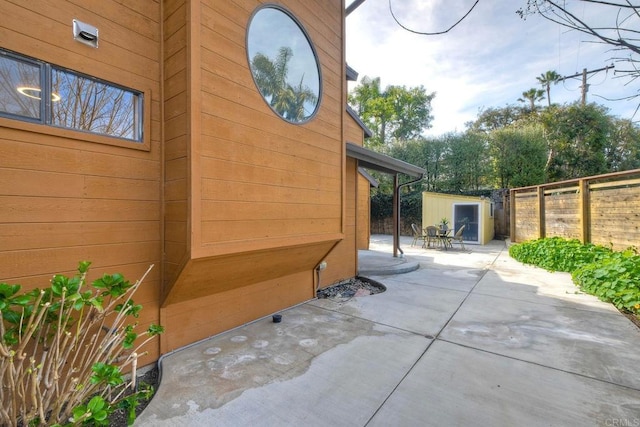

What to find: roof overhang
left=346, top=142, right=425, bottom=178
left=346, top=106, right=372, bottom=138
left=358, top=167, right=379, bottom=188
left=346, top=64, right=359, bottom=81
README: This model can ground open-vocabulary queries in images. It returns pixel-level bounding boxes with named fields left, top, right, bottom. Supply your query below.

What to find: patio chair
left=410, top=223, right=427, bottom=247
left=449, top=225, right=466, bottom=250
left=425, top=226, right=440, bottom=248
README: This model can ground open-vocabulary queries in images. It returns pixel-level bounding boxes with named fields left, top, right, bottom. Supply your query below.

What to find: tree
left=251, top=47, right=317, bottom=122
left=518, top=88, right=545, bottom=112
left=442, top=132, right=490, bottom=192
left=388, top=137, right=447, bottom=191
left=518, top=1, right=640, bottom=108
left=348, top=76, right=435, bottom=148
left=488, top=125, right=547, bottom=188
left=604, top=118, right=640, bottom=172
left=540, top=103, right=611, bottom=180
left=467, top=105, right=526, bottom=132
left=536, top=70, right=561, bottom=106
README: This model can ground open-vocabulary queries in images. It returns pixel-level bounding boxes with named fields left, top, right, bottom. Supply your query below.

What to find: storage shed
left=422, top=192, right=495, bottom=245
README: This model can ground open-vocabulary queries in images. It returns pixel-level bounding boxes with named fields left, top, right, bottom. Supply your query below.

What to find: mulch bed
left=109, top=365, right=159, bottom=426
left=316, top=276, right=386, bottom=299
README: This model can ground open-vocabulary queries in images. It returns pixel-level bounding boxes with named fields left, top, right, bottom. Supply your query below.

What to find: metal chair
left=449, top=225, right=466, bottom=250
left=410, top=223, right=427, bottom=247
left=425, top=226, right=440, bottom=248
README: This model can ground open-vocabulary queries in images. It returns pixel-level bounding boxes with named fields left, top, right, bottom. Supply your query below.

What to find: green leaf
left=148, top=324, right=164, bottom=336
left=90, top=297, right=104, bottom=312
left=78, top=260, right=92, bottom=274
left=0, top=283, right=21, bottom=298
left=10, top=295, right=32, bottom=305
left=123, top=331, right=137, bottom=349
left=2, top=309, right=22, bottom=325
left=72, top=405, right=88, bottom=422
left=91, top=362, right=124, bottom=386
left=88, top=395, right=106, bottom=412
left=51, top=275, right=67, bottom=296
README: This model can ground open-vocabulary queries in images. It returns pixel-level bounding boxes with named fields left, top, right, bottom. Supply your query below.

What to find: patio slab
left=135, top=304, right=430, bottom=426
left=368, top=340, right=640, bottom=426
left=136, top=235, right=640, bottom=426
left=440, top=290, right=640, bottom=389
left=311, top=276, right=469, bottom=336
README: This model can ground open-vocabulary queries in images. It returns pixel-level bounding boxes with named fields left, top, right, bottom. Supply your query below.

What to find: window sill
left=0, top=84, right=152, bottom=152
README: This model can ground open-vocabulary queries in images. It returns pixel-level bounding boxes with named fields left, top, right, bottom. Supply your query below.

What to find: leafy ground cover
left=509, top=237, right=640, bottom=316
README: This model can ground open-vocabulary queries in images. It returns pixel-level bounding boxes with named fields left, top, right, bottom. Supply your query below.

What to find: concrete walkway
left=136, top=235, right=640, bottom=426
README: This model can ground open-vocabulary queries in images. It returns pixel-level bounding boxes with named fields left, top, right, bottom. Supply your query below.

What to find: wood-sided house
left=0, top=0, right=423, bottom=366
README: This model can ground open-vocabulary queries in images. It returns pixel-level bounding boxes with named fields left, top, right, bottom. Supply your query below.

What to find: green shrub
left=509, top=238, right=640, bottom=315
left=508, top=237, right=611, bottom=272
left=0, top=262, right=163, bottom=426
left=572, top=249, right=640, bottom=314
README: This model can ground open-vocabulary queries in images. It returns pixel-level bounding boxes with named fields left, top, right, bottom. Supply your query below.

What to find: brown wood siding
left=321, top=157, right=357, bottom=287
left=345, top=114, right=371, bottom=251
left=0, top=0, right=162, bottom=364
left=196, top=0, right=343, bottom=250
left=161, top=270, right=312, bottom=352
left=357, top=173, right=371, bottom=250
left=159, top=0, right=345, bottom=350
left=163, top=0, right=190, bottom=288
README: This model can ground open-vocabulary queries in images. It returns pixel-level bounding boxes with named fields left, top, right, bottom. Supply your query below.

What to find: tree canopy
left=348, top=76, right=435, bottom=148
left=350, top=67, right=640, bottom=203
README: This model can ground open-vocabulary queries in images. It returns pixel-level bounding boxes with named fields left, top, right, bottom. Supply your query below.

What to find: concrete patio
left=135, top=235, right=640, bottom=426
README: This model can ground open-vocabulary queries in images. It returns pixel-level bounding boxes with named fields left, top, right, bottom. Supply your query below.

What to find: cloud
left=346, top=0, right=637, bottom=135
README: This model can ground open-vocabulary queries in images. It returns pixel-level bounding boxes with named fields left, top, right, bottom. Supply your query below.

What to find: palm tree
left=537, top=70, right=561, bottom=106
left=250, top=47, right=317, bottom=122
left=518, top=88, right=545, bottom=112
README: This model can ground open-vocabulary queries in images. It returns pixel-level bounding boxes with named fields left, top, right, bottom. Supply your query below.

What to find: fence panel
left=514, top=191, right=539, bottom=242
left=591, top=183, right=640, bottom=248
left=545, top=189, right=581, bottom=240
left=511, top=169, right=640, bottom=251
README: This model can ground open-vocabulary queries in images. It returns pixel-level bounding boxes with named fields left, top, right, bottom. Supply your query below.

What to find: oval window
left=247, top=5, right=321, bottom=123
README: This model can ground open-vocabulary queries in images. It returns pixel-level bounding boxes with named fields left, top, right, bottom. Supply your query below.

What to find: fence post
left=537, top=186, right=545, bottom=239
left=509, top=188, right=516, bottom=242
left=579, top=179, right=590, bottom=244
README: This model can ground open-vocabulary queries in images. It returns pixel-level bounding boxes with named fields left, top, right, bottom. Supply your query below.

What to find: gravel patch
left=316, top=276, right=386, bottom=300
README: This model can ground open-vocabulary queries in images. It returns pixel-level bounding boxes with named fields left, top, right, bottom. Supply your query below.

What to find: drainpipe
left=394, top=173, right=425, bottom=257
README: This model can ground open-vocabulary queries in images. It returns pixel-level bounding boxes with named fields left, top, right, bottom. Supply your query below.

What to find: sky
left=345, top=0, right=639, bottom=136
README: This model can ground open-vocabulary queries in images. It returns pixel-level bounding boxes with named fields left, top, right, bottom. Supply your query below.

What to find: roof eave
left=346, top=142, right=425, bottom=178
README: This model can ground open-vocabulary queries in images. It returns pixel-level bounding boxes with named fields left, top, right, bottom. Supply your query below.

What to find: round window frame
left=246, top=4, right=322, bottom=125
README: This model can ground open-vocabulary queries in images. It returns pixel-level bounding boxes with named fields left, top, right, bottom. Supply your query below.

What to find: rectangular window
left=0, top=49, right=143, bottom=143
left=0, top=54, right=42, bottom=120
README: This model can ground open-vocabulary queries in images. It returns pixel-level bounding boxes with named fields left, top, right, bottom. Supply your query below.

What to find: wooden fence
left=510, top=169, right=640, bottom=250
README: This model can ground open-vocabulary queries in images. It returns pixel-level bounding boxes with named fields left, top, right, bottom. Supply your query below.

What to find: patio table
left=438, top=229, right=452, bottom=250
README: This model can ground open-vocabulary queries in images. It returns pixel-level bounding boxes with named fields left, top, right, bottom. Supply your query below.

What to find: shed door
left=453, top=203, right=479, bottom=243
